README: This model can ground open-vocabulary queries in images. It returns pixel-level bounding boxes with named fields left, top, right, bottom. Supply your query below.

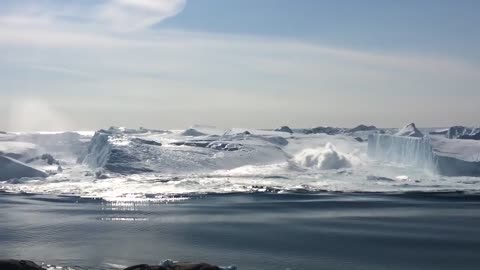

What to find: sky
left=1, top=0, right=479, bottom=131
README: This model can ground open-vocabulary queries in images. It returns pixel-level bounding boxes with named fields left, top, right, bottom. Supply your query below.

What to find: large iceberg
left=368, top=130, right=480, bottom=176
left=80, top=128, right=289, bottom=175
left=446, top=126, right=480, bottom=140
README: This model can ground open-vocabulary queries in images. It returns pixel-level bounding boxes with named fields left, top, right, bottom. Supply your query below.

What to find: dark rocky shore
left=0, top=260, right=225, bottom=270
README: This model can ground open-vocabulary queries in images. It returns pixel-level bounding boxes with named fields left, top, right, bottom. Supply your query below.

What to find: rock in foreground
left=0, top=260, right=45, bottom=270
left=124, top=262, right=224, bottom=270
left=0, top=260, right=234, bottom=270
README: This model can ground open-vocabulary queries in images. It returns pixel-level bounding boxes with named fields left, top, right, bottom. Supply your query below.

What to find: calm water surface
left=1, top=192, right=480, bottom=270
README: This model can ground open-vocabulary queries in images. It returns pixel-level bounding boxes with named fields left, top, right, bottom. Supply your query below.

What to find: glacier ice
left=447, top=126, right=480, bottom=140
left=0, top=141, right=38, bottom=160
left=182, top=128, right=207, bottom=137
left=2, top=124, right=480, bottom=199
left=368, top=132, right=480, bottom=176
left=274, top=126, right=294, bottom=134
left=349, top=124, right=377, bottom=133
left=0, top=155, right=49, bottom=180
left=80, top=128, right=289, bottom=175
left=429, top=126, right=480, bottom=140
left=395, top=123, right=424, bottom=137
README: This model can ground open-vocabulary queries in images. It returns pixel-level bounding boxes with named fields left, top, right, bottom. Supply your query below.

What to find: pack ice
left=368, top=123, right=480, bottom=176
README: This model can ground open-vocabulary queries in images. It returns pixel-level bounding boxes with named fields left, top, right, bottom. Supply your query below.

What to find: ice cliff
left=368, top=124, right=480, bottom=176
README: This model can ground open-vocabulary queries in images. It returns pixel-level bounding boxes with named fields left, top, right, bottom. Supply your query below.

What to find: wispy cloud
left=0, top=0, right=186, bottom=30
left=0, top=0, right=478, bottom=77
left=1, top=0, right=479, bottom=130
left=97, top=0, right=186, bottom=31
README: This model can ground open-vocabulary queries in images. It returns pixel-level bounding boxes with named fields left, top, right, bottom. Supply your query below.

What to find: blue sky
left=0, top=0, right=479, bottom=131
left=162, top=0, right=480, bottom=60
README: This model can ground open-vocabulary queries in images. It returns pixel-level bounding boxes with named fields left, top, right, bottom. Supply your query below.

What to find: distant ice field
left=1, top=125, right=480, bottom=202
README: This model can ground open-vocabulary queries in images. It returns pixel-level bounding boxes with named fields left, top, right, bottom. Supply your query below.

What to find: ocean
left=2, top=191, right=480, bottom=270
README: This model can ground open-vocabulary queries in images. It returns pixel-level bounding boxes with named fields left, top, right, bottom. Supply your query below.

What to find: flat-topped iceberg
left=368, top=124, right=480, bottom=176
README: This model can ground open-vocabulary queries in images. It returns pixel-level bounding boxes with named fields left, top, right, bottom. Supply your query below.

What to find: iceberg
left=1, top=132, right=89, bottom=161
left=0, top=141, right=38, bottom=160
left=349, top=124, right=377, bottom=133
left=274, top=126, right=294, bottom=134
left=429, top=126, right=480, bottom=140
left=80, top=128, right=288, bottom=175
left=395, top=123, right=424, bottom=137
left=0, top=155, right=49, bottom=181
left=304, top=126, right=345, bottom=135
left=368, top=130, right=480, bottom=176
left=181, top=128, right=207, bottom=137
left=447, top=126, right=480, bottom=140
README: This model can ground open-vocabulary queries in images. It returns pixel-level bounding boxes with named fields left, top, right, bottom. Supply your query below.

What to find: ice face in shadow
left=368, top=133, right=480, bottom=176
left=0, top=155, right=48, bottom=180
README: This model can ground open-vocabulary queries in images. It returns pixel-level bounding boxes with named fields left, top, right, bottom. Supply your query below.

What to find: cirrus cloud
left=0, top=0, right=186, bottom=32
left=96, top=0, right=186, bottom=31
